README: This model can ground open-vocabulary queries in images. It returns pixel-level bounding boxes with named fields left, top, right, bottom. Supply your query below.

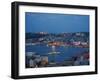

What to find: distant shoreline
left=25, top=43, right=89, bottom=48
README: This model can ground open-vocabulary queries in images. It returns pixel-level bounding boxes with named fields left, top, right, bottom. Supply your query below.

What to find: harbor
left=25, top=32, right=89, bottom=68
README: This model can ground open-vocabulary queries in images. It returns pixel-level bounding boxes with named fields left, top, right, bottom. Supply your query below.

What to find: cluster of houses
left=26, top=52, right=49, bottom=68
left=73, top=51, right=89, bottom=65
left=26, top=51, right=89, bottom=68
left=26, top=32, right=89, bottom=48
left=72, top=41, right=89, bottom=47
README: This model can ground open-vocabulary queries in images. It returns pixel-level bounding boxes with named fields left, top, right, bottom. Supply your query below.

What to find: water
left=26, top=44, right=89, bottom=63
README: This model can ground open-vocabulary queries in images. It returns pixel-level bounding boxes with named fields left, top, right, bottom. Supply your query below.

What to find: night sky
left=25, top=12, right=89, bottom=33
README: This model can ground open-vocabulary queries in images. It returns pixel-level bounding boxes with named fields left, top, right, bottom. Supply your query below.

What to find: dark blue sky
left=25, top=12, right=89, bottom=33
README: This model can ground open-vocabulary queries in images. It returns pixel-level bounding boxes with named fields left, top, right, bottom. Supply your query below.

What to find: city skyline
left=25, top=12, right=89, bottom=33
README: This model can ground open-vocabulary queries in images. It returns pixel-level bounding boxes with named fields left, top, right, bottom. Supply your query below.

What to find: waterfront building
left=81, top=42, right=88, bottom=46
left=41, top=56, right=48, bottom=66
left=73, top=41, right=81, bottom=46
left=29, top=59, right=37, bottom=68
